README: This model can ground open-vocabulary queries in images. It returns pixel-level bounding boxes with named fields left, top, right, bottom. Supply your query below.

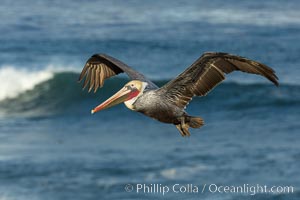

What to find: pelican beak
left=91, top=86, right=139, bottom=114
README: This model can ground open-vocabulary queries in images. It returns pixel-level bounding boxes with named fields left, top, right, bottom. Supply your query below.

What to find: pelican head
left=91, top=80, right=148, bottom=114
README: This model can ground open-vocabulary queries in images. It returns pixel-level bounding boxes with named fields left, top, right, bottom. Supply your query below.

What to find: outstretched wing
left=158, top=52, right=279, bottom=109
left=78, top=54, right=158, bottom=92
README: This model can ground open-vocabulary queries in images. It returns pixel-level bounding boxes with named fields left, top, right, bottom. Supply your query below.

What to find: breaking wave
left=0, top=66, right=54, bottom=101
left=0, top=67, right=299, bottom=118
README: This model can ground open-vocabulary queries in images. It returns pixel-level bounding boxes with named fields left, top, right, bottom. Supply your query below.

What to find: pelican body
left=79, top=52, right=278, bottom=136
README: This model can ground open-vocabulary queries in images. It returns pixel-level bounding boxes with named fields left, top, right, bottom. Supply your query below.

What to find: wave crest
left=0, top=67, right=54, bottom=101
left=0, top=68, right=299, bottom=118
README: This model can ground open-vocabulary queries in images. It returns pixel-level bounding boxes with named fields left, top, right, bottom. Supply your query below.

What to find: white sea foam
left=0, top=66, right=54, bottom=101
left=160, top=164, right=211, bottom=180
left=0, top=62, right=297, bottom=102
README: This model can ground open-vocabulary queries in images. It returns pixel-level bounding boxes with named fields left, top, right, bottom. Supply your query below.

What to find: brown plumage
left=78, top=54, right=157, bottom=93
left=158, top=52, right=278, bottom=109
left=78, top=52, right=279, bottom=137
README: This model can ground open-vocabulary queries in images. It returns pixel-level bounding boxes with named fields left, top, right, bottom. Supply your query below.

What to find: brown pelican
left=78, top=52, right=278, bottom=136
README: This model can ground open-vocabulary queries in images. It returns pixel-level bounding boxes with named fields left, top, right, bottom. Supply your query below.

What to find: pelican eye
left=126, top=85, right=134, bottom=90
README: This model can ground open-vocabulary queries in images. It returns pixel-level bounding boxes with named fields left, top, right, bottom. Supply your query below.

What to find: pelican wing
left=78, top=54, right=157, bottom=92
left=158, top=52, right=279, bottom=109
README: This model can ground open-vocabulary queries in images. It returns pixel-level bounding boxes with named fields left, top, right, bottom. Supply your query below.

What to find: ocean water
left=0, top=0, right=300, bottom=199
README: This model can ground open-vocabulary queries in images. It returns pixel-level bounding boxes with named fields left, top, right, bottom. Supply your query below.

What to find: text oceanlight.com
left=124, top=183, right=294, bottom=196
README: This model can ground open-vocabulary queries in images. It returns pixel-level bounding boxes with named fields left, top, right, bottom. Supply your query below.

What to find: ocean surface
left=0, top=0, right=300, bottom=199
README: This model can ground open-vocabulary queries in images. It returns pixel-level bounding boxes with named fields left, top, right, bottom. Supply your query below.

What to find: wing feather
left=94, top=67, right=100, bottom=93
left=99, top=65, right=105, bottom=88
left=78, top=54, right=158, bottom=92
left=82, top=66, right=91, bottom=90
left=88, top=66, right=95, bottom=92
left=158, top=52, right=279, bottom=109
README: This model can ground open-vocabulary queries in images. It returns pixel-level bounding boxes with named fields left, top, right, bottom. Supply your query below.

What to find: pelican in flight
left=78, top=52, right=278, bottom=136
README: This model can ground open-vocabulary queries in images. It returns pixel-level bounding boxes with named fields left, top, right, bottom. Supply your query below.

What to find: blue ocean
left=0, top=0, right=299, bottom=199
